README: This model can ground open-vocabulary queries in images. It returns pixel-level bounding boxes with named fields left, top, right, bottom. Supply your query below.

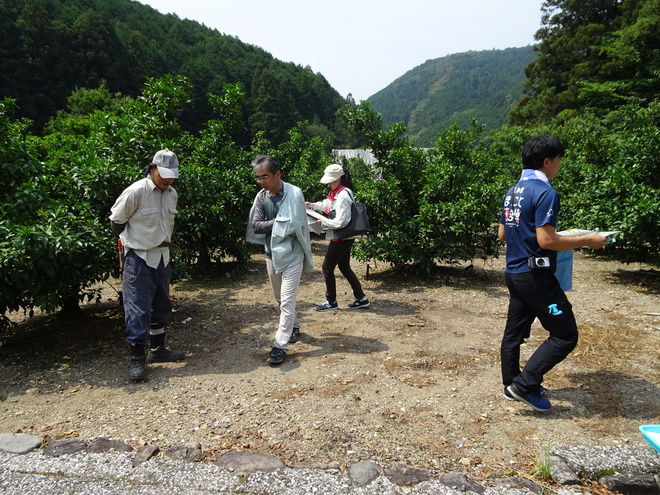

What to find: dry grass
left=401, top=373, right=437, bottom=387
left=313, top=381, right=352, bottom=399
left=572, top=322, right=652, bottom=371
left=504, top=427, right=538, bottom=445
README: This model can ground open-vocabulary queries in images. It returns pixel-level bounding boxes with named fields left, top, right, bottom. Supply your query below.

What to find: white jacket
left=246, top=182, right=314, bottom=274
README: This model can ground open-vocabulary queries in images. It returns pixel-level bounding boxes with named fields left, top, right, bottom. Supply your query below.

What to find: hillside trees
left=0, top=74, right=196, bottom=329
left=178, top=84, right=254, bottom=269
left=548, top=104, right=660, bottom=263
left=510, top=0, right=660, bottom=123
left=249, top=67, right=302, bottom=145
left=71, top=7, right=142, bottom=92
left=1, top=0, right=346, bottom=143
left=507, top=0, right=659, bottom=264
left=339, top=105, right=504, bottom=273
left=0, top=0, right=77, bottom=126
left=369, top=47, right=536, bottom=147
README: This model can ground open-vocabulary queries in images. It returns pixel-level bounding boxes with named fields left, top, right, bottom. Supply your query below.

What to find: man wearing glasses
left=246, top=155, right=314, bottom=364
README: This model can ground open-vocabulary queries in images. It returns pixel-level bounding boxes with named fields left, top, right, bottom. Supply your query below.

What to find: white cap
left=152, top=149, right=179, bottom=179
left=320, top=164, right=344, bottom=184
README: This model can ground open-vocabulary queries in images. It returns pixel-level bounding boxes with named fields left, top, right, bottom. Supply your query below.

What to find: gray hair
left=251, top=155, right=281, bottom=174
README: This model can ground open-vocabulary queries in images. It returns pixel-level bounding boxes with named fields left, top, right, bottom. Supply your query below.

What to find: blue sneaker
left=504, top=385, right=546, bottom=401
left=348, top=297, right=370, bottom=309
left=506, top=384, right=551, bottom=411
left=316, top=300, right=339, bottom=312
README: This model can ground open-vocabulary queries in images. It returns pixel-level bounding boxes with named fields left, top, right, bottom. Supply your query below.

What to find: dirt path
left=1, top=241, right=658, bottom=481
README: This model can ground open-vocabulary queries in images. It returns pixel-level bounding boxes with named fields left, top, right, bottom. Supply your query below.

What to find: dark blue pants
left=122, top=250, right=172, bottom=344
left=501, top=270, right=578, bottom=393
left=322, top=239, right=365, bottom=302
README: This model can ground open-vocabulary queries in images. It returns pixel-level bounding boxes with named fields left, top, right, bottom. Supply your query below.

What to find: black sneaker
left=147, top=346, right=185, bottom=363
left=504, top=385, right=546, bottom=401
left=267, top=347, right=286, bottom=364
left=348, top=297, right=370, bottom=309
left=316, top=300, right=339, bottom=312
left=506, top=384, right=551, bottom=411
left=289, top=327, right=300, bottom=344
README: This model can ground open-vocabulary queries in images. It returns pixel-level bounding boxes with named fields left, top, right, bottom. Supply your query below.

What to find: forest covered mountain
left=368, top=47, right=536, bottom=146
left=2, top=0, right=542, bottom=147
left=0, top=0, right=345, bottom=144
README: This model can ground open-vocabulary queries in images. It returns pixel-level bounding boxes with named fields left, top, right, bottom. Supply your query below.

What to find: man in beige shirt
left=109, top=149, right=184, bottom=381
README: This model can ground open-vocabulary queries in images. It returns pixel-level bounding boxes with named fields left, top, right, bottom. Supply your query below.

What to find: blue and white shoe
left=506, top=384, right=551, bottom=411
left=504, top=385, right=546, bottom=401
left=347, top=297, right=370, bottom=309
left=316, top=300, right=339, bottom=312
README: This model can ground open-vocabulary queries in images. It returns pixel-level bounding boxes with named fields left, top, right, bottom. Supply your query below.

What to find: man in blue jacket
left=246, top=155, right=314, bottom=365
left=498, top=136, right=607, bottom=411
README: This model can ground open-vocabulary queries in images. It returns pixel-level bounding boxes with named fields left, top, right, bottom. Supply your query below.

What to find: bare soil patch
left=1, top=241, right=658, bottom=482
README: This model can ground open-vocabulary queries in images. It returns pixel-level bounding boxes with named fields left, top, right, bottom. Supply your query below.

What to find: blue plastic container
left=640, top=425, right=660, bottom=454
left=555, top=249, right=573, bottom=291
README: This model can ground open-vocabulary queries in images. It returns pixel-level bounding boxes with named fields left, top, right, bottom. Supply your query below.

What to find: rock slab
left=0, top=433, right=42, bottom=454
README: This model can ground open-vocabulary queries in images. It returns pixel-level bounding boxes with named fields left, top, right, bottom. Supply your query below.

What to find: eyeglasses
left=255, top=174, right=271, bottom=182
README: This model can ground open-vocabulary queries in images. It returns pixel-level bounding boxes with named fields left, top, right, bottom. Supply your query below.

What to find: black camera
left=528, top=256, right=551, bottom=270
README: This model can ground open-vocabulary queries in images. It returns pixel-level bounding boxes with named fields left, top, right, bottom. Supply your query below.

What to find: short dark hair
left=522, top=136, right=565, bottom=170
left=251, top=155, right=281, bottom=174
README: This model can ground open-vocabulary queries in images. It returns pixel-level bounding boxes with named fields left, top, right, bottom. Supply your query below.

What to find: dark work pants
left=122, top=250, right=172, bottom=344
left=322, top=239, right=365, bottom=303
left=501, top=270, right=578, bottom=393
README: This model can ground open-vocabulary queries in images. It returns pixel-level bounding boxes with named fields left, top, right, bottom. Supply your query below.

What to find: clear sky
left=141, top=0, right=544, bottom=102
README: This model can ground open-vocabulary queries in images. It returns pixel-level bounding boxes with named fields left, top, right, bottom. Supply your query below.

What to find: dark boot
left=128, top=343, right=147, bottom=381
left=147, top=332, right=184, bottom=363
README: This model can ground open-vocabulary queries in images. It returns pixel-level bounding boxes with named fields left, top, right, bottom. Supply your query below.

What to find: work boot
left=128, top=343, right=147, bottom=381
left=147, top=332, right=184, bottom=363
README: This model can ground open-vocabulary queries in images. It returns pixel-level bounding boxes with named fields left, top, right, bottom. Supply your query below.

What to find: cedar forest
left=1, top=0, right=658, bottom=330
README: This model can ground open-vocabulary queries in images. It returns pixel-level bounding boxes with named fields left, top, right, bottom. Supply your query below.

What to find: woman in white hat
left=306, top=164, right=370, bottom=311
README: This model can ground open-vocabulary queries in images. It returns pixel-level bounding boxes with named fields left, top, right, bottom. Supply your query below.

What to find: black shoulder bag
left=332, top=190, right=370, bottom=240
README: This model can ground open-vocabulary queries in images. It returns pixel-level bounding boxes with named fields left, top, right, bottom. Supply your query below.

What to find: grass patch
left=530, top=439, right=553, bottom=481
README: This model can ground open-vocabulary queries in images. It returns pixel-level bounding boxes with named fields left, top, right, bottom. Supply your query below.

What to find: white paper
left=557, top=229, right=621, bottom=238
left=306, top=209, right=325, bottom=221
left=307, top=214, right=323, bottom=235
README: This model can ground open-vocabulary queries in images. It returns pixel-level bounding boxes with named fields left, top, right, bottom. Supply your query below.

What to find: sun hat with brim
left=320, top=164, right=344, bottom=184
left=152, top=149, right=179, bottom=179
